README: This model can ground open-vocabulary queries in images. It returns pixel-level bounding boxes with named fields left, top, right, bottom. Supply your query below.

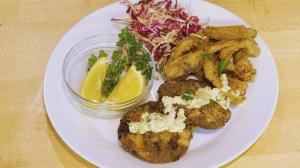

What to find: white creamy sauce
left=129, top=74, right=239, bottom=134
left=129, top=108, right=186, bottom=134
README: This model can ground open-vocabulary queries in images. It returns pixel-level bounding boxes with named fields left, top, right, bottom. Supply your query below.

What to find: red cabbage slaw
left=112, top=0, right=201, bottom=69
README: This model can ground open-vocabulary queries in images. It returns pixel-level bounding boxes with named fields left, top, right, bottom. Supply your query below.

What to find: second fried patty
left=118, top=101, right=193, bottom=163
left=157, top=80, right=231, bottom=129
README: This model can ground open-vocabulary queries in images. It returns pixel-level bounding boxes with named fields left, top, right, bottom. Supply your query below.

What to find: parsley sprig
left=102, top=50, right=126, bottom=97
left=87, top=50, right=108, bottom=71
left=117, top=27, right=152, bottom=80
left=86, top=27, right=152, bottom=97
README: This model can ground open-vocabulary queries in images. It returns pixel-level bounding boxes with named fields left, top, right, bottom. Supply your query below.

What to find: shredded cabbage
left=112, top=0, right=202, bottom=68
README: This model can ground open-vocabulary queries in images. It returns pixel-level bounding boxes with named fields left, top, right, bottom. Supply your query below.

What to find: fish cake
left=157, top=80, right=231, bottom=129
left=118, top=102, right=193, bottom=163
left=157, top=79, right=209, bottom=99
left=183, top=101, right=231, bottom=129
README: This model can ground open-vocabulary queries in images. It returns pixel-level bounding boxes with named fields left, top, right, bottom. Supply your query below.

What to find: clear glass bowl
left=62, top=34, right=154, bottom=118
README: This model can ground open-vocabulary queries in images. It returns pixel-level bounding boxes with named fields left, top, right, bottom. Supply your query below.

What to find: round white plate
left=43, top=0, right=279, bottom=167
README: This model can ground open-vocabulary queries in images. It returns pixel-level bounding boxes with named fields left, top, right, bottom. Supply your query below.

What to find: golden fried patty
left=183, top=102, right=231, bottom=129
left=118, top=102, right=193, bottom=163
left=157, top=79, right=209, bottom=99
left=157, top=80, right=231, bottom=129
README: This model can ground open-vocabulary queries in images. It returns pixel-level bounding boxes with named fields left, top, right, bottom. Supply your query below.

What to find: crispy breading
left=234, top=49, right=248, bottom=62
left=170, top=30, right=210, bottom=62
left=157, top=79, right=209, bottom=99
left=208, top=40, right=240, bottom=53
left=203, top=59, right=223, bottom=88
left=227, top=77, right=248, bottom=105
left=209, top=39, right=260, bottom=71
left=165, top=27, right=260, bottom=80
left=118, top=101, right=193, bottom=163
left=157, top=80, right=231, bottom=129
left=203, top=25, right=257, bottom=40
left=170, top=36, right=199, bottom=61
left=234, top=50, right=256, bottom=81
left=228, top=77, right=248, bottom=95
left=183, top=102, right=231, bottom=129
left=164, top=49, right=205, bottom=80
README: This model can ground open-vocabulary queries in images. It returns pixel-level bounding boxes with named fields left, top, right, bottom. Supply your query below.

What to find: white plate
left=43, top=0, right=279, bottom=167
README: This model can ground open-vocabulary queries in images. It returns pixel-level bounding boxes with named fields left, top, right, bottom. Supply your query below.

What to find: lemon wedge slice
left=80, top=57, right=107, bottom=102
left=107, top=65, right=145, bottom=103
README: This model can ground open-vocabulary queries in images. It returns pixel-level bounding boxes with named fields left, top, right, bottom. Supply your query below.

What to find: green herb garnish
left=218, top=59, right=228, bottom=74
left=87, top=28, right=152, bottom=97
left=197, top=38, right=204, bottom=44
left=87, top=50, right=108, bottom=71
left=99, top=50, right=108, bottom=58
left=88, top=55, right=98, bottom=71
left=102, top=50, right=126, bottom=97
left=201, top=52, right=211, bottom=60
left=181, top=89, right=193, bottom=101
left=117, top=27, right=152, bottom=80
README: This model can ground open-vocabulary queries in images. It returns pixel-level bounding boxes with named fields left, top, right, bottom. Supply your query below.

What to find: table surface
left=1, top=0, right=299, bottom=167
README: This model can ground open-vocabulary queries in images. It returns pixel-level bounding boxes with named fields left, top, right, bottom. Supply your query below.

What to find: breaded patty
left=118, top=102, right=193, bottom=163
left=157, top=80, right=231, bottom=129
left=182, top=102, right=231, bottom=129
left=157, top=79, right=209, bottom=99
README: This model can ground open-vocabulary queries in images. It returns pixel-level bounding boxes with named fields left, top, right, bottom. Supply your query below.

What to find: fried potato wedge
left=209, top=39, right=260, bottom=72
left=227, top=77, right=248, bottom=105
left=203, top=25, right=257, bottom=40
left=203, top=59, right=222, bottom=88
left=164, top=49, right=205, bottom=80
left=170, top=36, right=199, bottom=61
left=234, top=50, right=256, bottom=81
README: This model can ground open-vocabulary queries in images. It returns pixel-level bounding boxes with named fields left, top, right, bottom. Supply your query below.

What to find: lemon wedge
left=80, top=57, right=107, bottom=102
left=107, top=65, right=145, bottom=103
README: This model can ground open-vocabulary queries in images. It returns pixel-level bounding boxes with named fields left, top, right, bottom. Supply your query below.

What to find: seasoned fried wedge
left=118, top=102, right=193, bottom=163
left=234, top=49, right=248, bottom=62
left=170, top=36, right=199, bottom=61
left=208, top=40, right=240, bottom=53
left=227, top=77, right=248, bottom=105
left=203, top=25, right=257, bottom=40
left=164, top=49, right=205, bottom=80
left=203, top=59, right=223, bottom=88
left=234, top=50, right=256, bottom=81
left=210, top=39, right=260, bottom=71
left=228, top=77, right=248, bottom=95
